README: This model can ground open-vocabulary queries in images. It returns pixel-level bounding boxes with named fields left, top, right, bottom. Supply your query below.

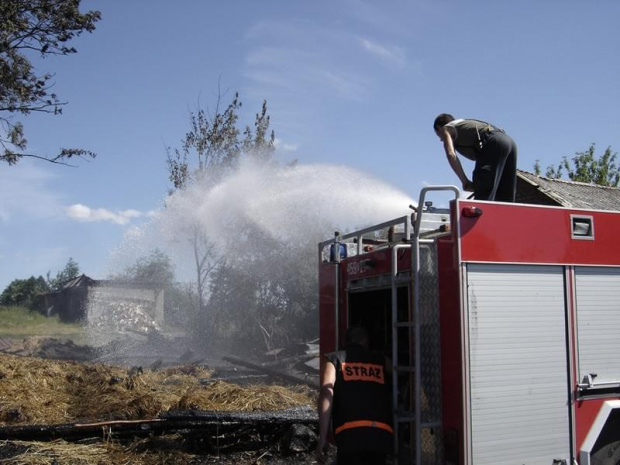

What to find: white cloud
left=0, top=160, right=154, bottom=228
left=66, top=204, right=144, bottom=225
left=274, top=138, right=299, bottom=153
left=358, top=37, right=406, bottom=66
left=245, top=43, right=370, bottom=101
left=342, top=0, right=419, bottom=37
left=0, top=160, right=65, bottom=222
left=244, top=21, right=373, bottom=102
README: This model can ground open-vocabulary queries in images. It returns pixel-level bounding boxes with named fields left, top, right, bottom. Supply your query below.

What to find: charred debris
left=0, top=333, right=320, bottom=462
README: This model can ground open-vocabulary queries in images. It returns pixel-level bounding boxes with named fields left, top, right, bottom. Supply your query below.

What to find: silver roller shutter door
left=575, top=267, right=620, bottom=386
left=466, top=264, right=571, bottom=465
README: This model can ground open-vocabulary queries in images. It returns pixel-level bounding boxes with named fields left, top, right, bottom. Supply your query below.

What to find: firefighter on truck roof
left=433, top=113, right=518, bottom=202
left=316, top=326, right=393, bottom=465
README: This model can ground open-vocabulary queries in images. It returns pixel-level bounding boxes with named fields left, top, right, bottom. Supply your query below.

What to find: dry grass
left=0, top=438, right=203, bottom=465
left=0, top=440, right=118, bottom=465
left=0, top=353, right=313, bottom=426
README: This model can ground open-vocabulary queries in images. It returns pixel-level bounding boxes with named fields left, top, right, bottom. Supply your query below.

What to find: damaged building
left=40, top=275, right=164, bottom=331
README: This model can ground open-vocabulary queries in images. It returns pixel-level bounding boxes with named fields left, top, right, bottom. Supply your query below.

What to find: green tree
left=0, top=0, right=100, bottom=165
left=242, top=99, right=276, bottom=161
left=46, top=257, right=80, bottom=291
left=166, top=91, right=275, bottom=345
left=121, top=249, right=174, bottom=284
left=535, top=144, right=619, bottom=187
left=166, top=93, right=240, bottom=330
left=0, top=275, right=49, bottom=308
left=206, top=221, right=321, bottom=354
left=120, top=249, right=195, bottom=325
left=166, top=93, right=275, bottom=191
left=166, top=92, right=242, bottom=191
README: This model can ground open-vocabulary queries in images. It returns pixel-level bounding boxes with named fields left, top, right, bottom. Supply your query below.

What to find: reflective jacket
left=326, top=346, right=393, bottom=453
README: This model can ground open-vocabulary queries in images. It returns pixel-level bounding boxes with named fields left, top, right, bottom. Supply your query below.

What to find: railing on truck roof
left=318, top=215, right=411, bottom=263
left=318, top=185, right=458, bottom=264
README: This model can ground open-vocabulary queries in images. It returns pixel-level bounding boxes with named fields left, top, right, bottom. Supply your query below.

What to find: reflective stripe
left=334, top=420, right=393, bottom=435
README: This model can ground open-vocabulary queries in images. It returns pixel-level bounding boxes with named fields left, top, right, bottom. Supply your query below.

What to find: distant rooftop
left=59, top=274, right=164, bottom=290
left=516, top=170, right=620, bottom=211
left=61, top=274, right=96, bottom=289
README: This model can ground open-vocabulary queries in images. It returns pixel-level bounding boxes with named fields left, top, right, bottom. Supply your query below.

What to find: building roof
left=60, top=275, right=164, bottom=290
left=516, top=170, right=620, bottom=211
left=62, top=274, right=96, bottom=289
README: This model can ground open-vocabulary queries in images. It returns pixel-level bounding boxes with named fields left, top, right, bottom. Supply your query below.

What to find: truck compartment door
left=575, top=267, right=620, bottom=389
left=465, top=264, right=571, bottom=465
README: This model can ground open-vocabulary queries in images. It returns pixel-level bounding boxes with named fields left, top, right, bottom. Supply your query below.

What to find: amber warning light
left=461, top=206, right=483, bottom=218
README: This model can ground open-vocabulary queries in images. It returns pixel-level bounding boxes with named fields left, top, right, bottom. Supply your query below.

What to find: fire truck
left=318, top=186, right=620, bottom=465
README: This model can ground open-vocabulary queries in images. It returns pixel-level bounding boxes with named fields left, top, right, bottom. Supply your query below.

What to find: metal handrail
left=392, top=243, right=412, bottom=463
left=318, top=215, right=411, bottom=257
left=577, top=376, right=620, bottom=390
left=397, top=185, right=459, bottom=465
left=412, top=186, right=460, bottom=237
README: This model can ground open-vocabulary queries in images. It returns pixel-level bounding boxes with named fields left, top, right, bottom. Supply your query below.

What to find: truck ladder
left=391, top=186, right=459, bottom=465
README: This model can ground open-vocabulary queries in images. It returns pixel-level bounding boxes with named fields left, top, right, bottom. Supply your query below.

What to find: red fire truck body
left=318, top=188, right=620, bottom=465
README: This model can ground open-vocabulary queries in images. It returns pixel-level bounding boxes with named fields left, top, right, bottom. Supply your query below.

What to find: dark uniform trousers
left=473, top=130, right=517, bottom=202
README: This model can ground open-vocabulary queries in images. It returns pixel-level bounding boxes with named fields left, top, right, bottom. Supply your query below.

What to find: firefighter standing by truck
left=316, top=326, right=393, bottom=465
left=433, top=113, right=518, bottom=202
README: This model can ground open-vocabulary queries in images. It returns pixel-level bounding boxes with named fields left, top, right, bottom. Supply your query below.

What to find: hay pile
left=0, top=437, right=303, bottom=464
left=0, top=440, right=126, bottom=465
left=0, top=353, right=313, bottom=426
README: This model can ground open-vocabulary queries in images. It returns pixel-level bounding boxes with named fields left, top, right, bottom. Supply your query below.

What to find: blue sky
left=1, top=0, right=619, bottom=291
